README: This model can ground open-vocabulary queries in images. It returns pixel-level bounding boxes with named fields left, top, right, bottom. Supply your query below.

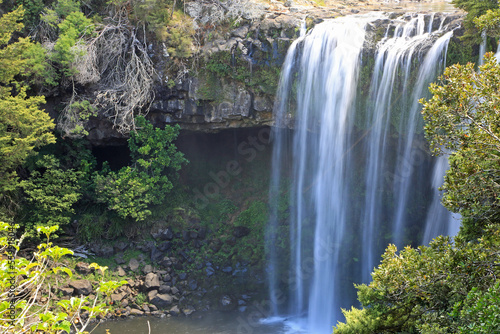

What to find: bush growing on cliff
left=95, top=116, right=188, bottom=221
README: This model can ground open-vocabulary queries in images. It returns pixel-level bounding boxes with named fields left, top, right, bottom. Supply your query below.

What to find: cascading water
left=268, top=12, right=458, bottom=333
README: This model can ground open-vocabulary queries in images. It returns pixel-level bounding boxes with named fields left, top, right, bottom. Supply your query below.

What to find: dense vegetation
left=334, top=6, right=500, bottom=334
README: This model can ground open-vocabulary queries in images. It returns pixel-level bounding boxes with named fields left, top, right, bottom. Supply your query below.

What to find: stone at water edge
left=169, top=305, right=180, bottom=316
left=150, top=294, right=173, bottom=308
left=182, top=306, right=196, bottom=316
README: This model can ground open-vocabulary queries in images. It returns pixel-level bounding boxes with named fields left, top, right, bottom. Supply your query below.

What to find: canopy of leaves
left=421, top=53, right=500, bottom=239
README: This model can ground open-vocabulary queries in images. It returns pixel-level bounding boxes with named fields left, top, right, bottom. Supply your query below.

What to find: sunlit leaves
left=421, top=53, right=500, bottom=239
left=334, top=228, right=500, bottom=333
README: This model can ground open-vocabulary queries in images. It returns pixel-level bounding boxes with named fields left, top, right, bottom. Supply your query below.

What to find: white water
left=268, top=13, right=457, bottom=333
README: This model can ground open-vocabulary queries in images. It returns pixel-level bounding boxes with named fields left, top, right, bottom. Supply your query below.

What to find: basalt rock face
left=83, top=3, right=464, bottom=145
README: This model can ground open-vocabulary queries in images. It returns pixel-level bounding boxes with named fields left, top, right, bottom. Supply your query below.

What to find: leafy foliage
left=0, top=223, right=125, bottom=333
left=421, top=53, right=500, bottom=239
left=0, top=5, right=55, bottom=194
left=20, top=154, right=82, bottom=236
left=452, top=0, right=499, bottom=42
left=334, top=227, right=500, bottom=333
left=95, top=116, right=187, bottom=221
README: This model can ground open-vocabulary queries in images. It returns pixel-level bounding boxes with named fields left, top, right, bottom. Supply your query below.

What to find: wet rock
left=233, top=226, right=250, bottom=238
left=150, top=294, right=173, bottom=308
left=182, top=306, right=196, bottom=316
left=130, top=309, right=144, bottom=316
left=129, top=258, right=140, bottom=272
left=169, top=305, right=180, bottom=316
left=75, top=262, right=92, bottom=275
left=145, top=273, right=160, bottom=290
left=69, top=280, right=92, bottom=296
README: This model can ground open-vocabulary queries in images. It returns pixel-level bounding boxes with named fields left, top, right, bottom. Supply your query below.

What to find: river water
left=92, top=312, right=304, bottom=334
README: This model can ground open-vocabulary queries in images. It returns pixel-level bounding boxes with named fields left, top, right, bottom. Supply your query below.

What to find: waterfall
left=268, top=12, right=457, bottom=333
left=479, top=30, right=487, bottom=65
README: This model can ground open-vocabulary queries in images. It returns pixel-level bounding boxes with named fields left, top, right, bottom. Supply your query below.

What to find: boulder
left=58, top=287, right=74, bottom=296
left=69, top=280, right=92, bottom=296
left=129, top=309, right=144, bottom=316
left=150, top=294, right=173, bottom=308
left=129, top=258, right=140, bottom=272
left=117, top=266, right=126, bottom=277
left=111, top=291, right=126, bottom=303
left=144, top=273, right=160, bottom=290
left=182, top=306, right=196, bottom=316
left=159, top=285, right=171, bottom=294
left=147, top=290, right=158, bottom=302
left=169, top=305, right=180, bottom=316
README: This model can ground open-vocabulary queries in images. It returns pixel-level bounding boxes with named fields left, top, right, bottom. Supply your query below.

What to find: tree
left=334, top=227, right=500, bottom=334
left=20, top=155, right=82, bottom=236
left=95, top=116, right=187, bottom=221
left=0, top=5, right=55, bottom=193
left=420, top=53, right=500, bottom=239
left=452, top=0, right=499, bottom=41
